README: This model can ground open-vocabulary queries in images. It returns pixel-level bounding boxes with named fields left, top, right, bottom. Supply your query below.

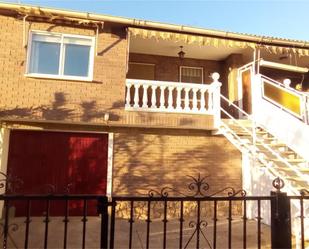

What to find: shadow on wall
left=0, top=92, right=122, bottom=122
left=112, top=130, right=241, bottom=197
left=81, top=100, right=123, bottom=122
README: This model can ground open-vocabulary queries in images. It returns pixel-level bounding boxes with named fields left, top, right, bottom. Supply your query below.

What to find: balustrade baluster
left=125, top=83, right=132, bottom=108
left=168, top=86, right=174, bottom=110
left=192, top=88, right=198, bottom=111
left=142, top=85, right=149, bottom=108
left=200, top=88, right=207, bottom=112
left=208, top=89, right=213, bottom=111
left=184, top=88, right=190, bottom=111
left=176, top=87, right=182, bottom=110
left=133, top=84, right=140, bottom=108
left=160, top=86, right=166, bottom=109
left=151, top=86, right=157, bottom=109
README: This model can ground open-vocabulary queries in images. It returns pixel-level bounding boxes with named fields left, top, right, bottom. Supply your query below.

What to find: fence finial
left=272, top=177, right=285, bottom=192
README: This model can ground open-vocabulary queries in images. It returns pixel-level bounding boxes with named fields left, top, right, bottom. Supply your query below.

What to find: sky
left=3, top=0, right=309, bottom=41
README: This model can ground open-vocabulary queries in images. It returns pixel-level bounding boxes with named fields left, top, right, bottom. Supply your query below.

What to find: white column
left=151, top=86, right=157, bottom=109
left=133, top=84, right=140, bottom=108
left=176, top=87, right=182, bottom=110
left=125, top=83, right=132, bottom=108
left=160, top=86, right=166, bottom=109
left=184, top=88, right=191, bottom=111
left=142, top=85, right=149, bottom=108
left=211, top=72, right=222, bottom=128
left=200, top=88, right=207, bottom=112
left=168, top=86, right=174, bottom=110
left=192, top=88, right=198, bottom=112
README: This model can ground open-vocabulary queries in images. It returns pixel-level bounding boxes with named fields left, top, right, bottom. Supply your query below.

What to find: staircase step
left=284, top=176, right=308, bottom=183
left=267, top=142, right=287, bottom=148
left=272, top=158, right=307, bottom=164
left=280, top=150, right=297, bottom=156
left=260, top=137, right=276, bottom=142
left=275, top=166, right=309, bottom=173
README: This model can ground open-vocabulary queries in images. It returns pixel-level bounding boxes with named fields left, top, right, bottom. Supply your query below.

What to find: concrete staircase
left=220, top=118, right=309, bottom=194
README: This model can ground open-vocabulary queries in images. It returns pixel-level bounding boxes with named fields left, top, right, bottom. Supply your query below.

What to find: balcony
left=124, top=73, right=222, bottom=129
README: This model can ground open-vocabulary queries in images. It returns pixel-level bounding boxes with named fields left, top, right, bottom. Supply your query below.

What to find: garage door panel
left=7, top=130, right=109, bottom=216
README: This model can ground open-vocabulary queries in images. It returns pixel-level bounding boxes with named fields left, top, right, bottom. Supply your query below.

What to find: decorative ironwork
left=272, top=177, right=285, bottom=192
left=0, top=172, right=23, bottom=194
left=300, top=189, right=309, bottom=196
left=0, top=219, right=19, bottom=249
left=148, top=174, right=246, bottom=197
left=184, top=220, right=212, bottom=249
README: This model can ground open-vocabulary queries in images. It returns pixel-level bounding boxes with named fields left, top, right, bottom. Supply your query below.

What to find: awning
left=129, top=28, right=309, bottom=56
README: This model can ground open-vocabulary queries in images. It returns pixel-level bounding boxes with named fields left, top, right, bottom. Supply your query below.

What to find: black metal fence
left=0, top=176, right=308, bottom=249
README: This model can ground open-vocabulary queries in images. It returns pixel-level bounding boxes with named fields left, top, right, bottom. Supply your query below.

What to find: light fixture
left=178, top=46, right=185, bottom=60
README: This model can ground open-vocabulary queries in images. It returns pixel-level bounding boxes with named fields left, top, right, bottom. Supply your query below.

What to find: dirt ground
left=0, top=216, right=271, bottom=249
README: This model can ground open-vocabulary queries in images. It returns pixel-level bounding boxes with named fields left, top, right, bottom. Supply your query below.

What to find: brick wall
left=0, top=15, right=221, bottom=130
left=0, top=121, right=242, bottom=197
left=129, top=53, right=223, bottom=83
left=112, top=128, right=241, bottom=196
left=0, top=16, right=127, bottom=123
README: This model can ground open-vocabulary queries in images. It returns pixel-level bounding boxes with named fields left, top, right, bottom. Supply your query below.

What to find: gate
left=0, top=174, right=308, bottom=248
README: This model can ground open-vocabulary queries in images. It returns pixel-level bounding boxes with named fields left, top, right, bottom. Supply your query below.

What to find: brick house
left=1, top=2, right=309, bottom=203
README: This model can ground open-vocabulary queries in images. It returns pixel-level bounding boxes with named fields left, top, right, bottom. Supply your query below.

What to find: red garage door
left=7, top=130, right=109, bottom=216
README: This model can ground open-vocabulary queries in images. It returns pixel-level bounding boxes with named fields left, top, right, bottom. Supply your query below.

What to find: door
left=238, top=66, right=253, bottom=115
left=7, top=130, right=109, bottom=216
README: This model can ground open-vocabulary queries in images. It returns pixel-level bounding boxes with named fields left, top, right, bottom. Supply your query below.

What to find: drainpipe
left=22, top=15, right=29, bottom=48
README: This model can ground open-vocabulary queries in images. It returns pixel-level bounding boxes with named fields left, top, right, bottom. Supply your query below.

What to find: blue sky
left=3, top=0, right=309, bottom=41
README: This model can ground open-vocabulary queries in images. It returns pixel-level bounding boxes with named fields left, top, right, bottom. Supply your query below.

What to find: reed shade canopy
left=129, top=28, right=309, bottom=56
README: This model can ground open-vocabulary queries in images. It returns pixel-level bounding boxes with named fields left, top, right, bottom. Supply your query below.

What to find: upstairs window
left=127, top=62, right=155, bottom=80
left=27, top=31, right=95, bottom=81
left=180, top=66, right=203, bottom=84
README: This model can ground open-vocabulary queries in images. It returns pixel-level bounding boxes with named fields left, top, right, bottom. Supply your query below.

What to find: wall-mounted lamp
left=178, top=46, right=185, bottom=60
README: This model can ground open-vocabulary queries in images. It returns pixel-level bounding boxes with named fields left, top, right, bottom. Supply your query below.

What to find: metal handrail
left=219, top=119, right=297, bottom=195
left=220, top=94, right=309, bottom=188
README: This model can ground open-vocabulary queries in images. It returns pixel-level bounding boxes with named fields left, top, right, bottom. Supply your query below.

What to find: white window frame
left=179, top=66, right=204, bottom=84
left=25, top=30, right=95, bottom=82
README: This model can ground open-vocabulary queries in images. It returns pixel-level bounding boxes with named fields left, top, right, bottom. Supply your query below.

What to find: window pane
left=127, top=63, right=155, bottom=80
left=181, top=67, right=203, bottom=83
left=63, top=36, right=93, bottom=46
left=32, top=33, right=61, bottom=43
left=29, top=41, right=60, bottom=74
left=63, top=44, right=90, bottom=77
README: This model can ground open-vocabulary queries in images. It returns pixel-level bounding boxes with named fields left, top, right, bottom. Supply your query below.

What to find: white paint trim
left=24, top=73, right=94, bottom=82
left=106, top=133, right=114, bottom=197
left=26, top=30, right=95, bottom=81
left=124, top=106, right=214, bottom=115
left=9, top=127, right=109, bottom=134
left=0, top=128, right=10, bottom=194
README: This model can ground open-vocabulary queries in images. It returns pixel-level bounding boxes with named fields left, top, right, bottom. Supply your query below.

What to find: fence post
left=270, top=188, right=292, bottom=249
left=98, top=196, right=109, bottom=249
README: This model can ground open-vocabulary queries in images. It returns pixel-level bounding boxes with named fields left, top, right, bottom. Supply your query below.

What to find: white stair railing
left=252, top=74, right=309, bottom=161
left=220, top=94, right=309, bottom=187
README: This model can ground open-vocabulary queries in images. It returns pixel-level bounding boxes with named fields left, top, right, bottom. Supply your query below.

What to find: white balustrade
left=125, top=73, right=221, bottom=115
